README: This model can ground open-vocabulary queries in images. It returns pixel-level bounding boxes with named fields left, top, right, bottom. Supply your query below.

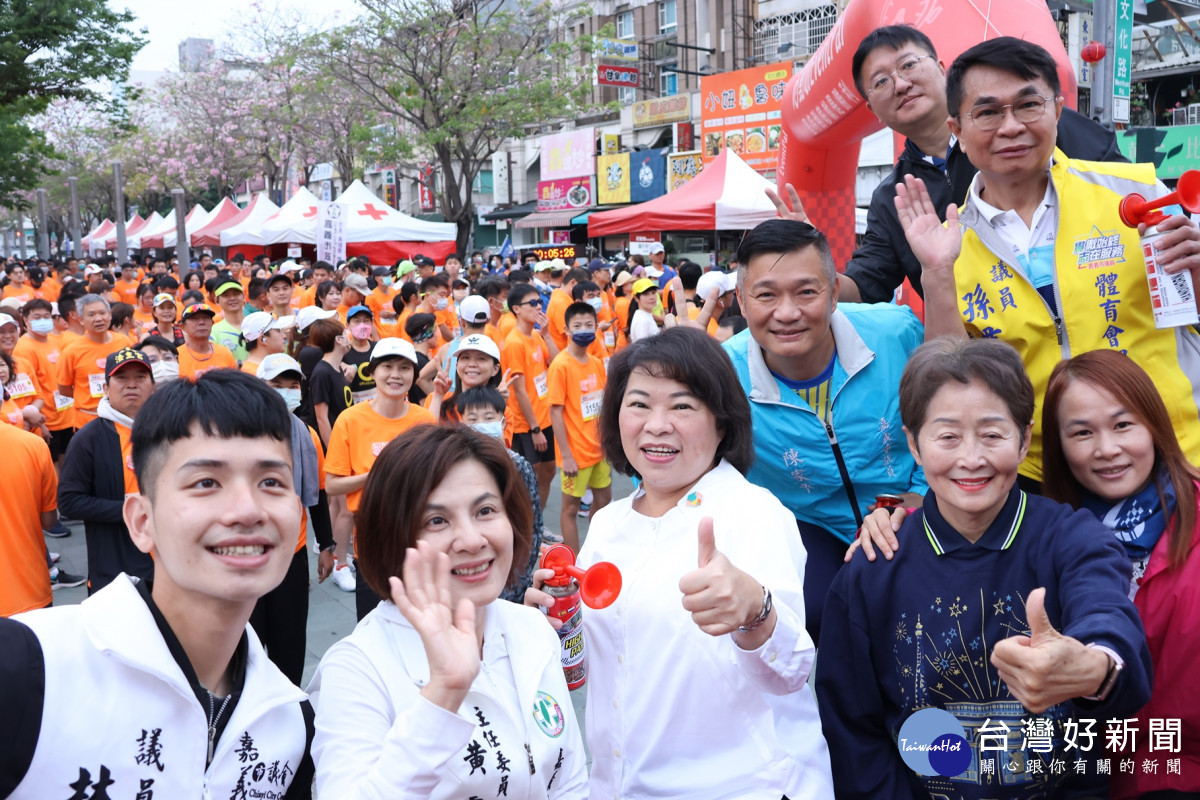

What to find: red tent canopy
left=587, top=150, right=777, bottom=236
left=190, top=198, right=243, bottom=247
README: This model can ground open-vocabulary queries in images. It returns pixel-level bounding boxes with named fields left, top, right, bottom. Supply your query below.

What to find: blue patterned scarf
left=1080, top=468, right=1175, bottom=560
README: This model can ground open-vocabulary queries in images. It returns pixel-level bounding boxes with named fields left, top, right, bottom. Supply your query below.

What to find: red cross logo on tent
left=358, top=203, right=388, bottom=221
left=302, top=206, right=318, bottom=218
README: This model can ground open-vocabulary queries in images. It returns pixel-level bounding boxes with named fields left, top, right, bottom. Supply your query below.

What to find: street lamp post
left=172, top=189, right=188, bottom=264
left=69, top=177, right=83, bottom=259
left=36, top=189, right=49, bottom=259
left=113, top=161, right=127, bottom=263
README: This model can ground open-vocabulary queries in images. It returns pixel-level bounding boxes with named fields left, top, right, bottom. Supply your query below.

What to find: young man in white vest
left=0, top=369, right=314, bottom=799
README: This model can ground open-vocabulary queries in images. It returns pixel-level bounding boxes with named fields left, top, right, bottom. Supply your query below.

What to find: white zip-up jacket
left=1, top=575, right=313, bottom=799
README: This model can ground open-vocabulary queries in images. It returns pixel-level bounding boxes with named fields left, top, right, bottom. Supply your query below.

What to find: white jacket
left=580, top=460, right=834, bottom=799
left=9, top=575, right=311, bottom=800
left=308, top=598, right=587, bottom=800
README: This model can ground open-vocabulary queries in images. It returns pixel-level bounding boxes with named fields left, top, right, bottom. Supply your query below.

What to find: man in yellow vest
left=897, top=37, right=1200, bottom=487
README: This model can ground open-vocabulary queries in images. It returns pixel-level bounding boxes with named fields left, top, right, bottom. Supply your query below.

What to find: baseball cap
left=294, top=306, right=337, bottom=332
left=396, top=260, right=417, bottom=278
left=256, top=353, right=304, bottom=382
left=213, top=258, right=226, bottom=266
left=696, top=270, right=737, bottom=300
left=346, top=304, right=373, bottom=321
left=241, top=311, right=289, bottom=342
left=533, top=260, right=553, bottom=273
left=587, top=258, right=609, bottom=272
left=366, top=337, right=418, bottom=372
left=342, top=273, right=370, bottom=295
left=84, top=264, right=103, bottom=276
left=631, top=278, right=658, bottom=296
left=214, top=281, right=244, bottom=297
left=278, top=259, right=301, bottom=274
left=153, top=293, right=177, bottom=307
left=0, top=313, right=17, bottom=329
left=266, top=271, right=293, bottom=288
left=458, top=295, right=490, bottom=325
left=105, top=347, right=152, bottom=381
left=456, top=333, right=500, bottom=362
left=179, top=303, right=216, bottom=321
left=648, top=242, right=665, bottom=254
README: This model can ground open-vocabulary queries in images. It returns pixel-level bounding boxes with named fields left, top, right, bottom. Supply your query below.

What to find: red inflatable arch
left=778, top=0, right=1078, bottom=266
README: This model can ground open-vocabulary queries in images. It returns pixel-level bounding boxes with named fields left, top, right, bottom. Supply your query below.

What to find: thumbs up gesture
left=990, top=587, right=1115, bottom=714
left=679, top=517, right=774, bottom=644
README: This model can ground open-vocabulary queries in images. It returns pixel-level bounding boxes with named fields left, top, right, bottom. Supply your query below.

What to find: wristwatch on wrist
left=1083, top=644, right=1123, bottom=702
left=737, top=585, right=773, bottom=634
left=529, top=426, right=542, bottom=435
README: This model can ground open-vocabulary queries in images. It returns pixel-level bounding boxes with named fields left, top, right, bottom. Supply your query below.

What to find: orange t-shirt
left=57, top=334, right=125, bottom=428
left=178, top=342, right=237, bottom=380
left=1, top=284, right=34, bottom=304
left=296, top=425, right=325, bottom=553
left=435, top=307, right=459, bottom=344
left=484, top=323, right=504, bottom=351
left=546, top=350, right=606, bottom=468
left=6, top=354, right=41, bottom=410
left=14, top=334, right=69, bottom=432
left=1, top=397, right=22, bottom=427
left=501, top=327, right=551, bottom=434
left=38, top=278, right=61, bottom=303
left=366, top=287, right=398, bottom=321
left=115, top=421, right=139, bottom=496
left=498, top=313, right=517, bottom=344
left=613, top=296, right=632, bottom=350
left=112, top=279, right=141, bottom=306
left=0, top=423, right=57, bottom=615
left=325, top=400, right=436, bottom=512
left=298, top=285, right=317, bottom=309
left=544, top=288, right=574, bottom=353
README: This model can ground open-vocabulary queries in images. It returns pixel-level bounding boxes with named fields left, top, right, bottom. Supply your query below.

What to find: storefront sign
left=418, top=165, right=436, bottom=212
left=596, top=38, right=638, bottom=61
left=632, top=95, right=690, bottom=130
left=540, top=129, right=596, bottom=181
left=629, top=233, right=661, bottom=256
left=537, top=176, right=593, bottom=211
left=700, top=62, right=793, bottom=172
left=598, top=65, right=639, bottom=87
left=602, top=133, right=621, bottom=154
left=667, top=151, right=704, bottom=192
left=1113, top=0, right=1133, bottom=123
left=598, top=153, right=630, bottom=204
left=1116, top=124, right=1200, bottom=179
left=549, top=229, right=572, bottom=244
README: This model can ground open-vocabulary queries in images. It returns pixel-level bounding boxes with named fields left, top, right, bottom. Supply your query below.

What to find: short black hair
left=571, top=280, right=599, bottom=301
left=155, top=275, right=179, bottom=293
left=399, top=281, right=421, bottom=306
left=564, top=267, right=589, bottom=286
left=21, top=298, right=52, bottom=316
left=563, top=301, right=597, bottom=329
left=718, top=315, right=748, bottom=335
left=405, top=311, right=437, bottom=340
left=678, top=260, right=703, bottom=290
left=136, top=335, right=179, bottom=357
left=507, top=282, right=539, bottom=308
left=110, top=302, right=135, bottom=330
left=852, top=24, right=938, bottom=98
left=457, top=385, right=506, bottom=416
left=422, top=273, right=450, bottom=293
left=735, top=219, right=836, bottom=291
left=599, top=326, right=754, bottom=477
left=946, top=37, right=1061, bottom=118
left=508, top=268, right=532, bottom=285
left=475, top=276, right=509, bottom=301
left=131, top=370, right=293, bottom=498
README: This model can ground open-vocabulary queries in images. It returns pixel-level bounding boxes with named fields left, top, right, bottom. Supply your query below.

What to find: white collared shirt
left=578, top=460, right=834, bottom=800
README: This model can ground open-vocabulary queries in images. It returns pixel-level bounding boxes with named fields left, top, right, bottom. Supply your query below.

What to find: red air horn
left=1119, top=169, right=1200, bottom=228
left=541, top=545, right=622, bottom=609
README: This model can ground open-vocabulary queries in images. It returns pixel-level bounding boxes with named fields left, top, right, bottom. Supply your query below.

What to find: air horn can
left=539, top=544, right=622, bottom=690
left=1119, top=170, right=1200, bottom=329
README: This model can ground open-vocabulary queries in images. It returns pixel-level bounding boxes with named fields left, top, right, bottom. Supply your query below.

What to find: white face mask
left=469, top=420, right=504, bottom=440
left=30, top=318, right=54, bottom=335
left=151, top=360, right=180, bottom=383
left=586, top=297, right=603, bottom=311
left=275, top=387, right=302, bottom=413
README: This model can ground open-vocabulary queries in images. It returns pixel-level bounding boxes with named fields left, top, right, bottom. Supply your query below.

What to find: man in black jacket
left=58, top=347, right=155, bottom=593
left=772, top=25, right=1126, bottom=304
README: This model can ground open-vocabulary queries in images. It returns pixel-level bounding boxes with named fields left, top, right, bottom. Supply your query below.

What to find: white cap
left=369, top=337, right=418, bottom=368
left=84, top=263, right=103, bottom=275
left=456, top=333, right=500, bottom=362
left=256, top=353, right=304, bottom=382
left=644, top=265, right=664, bottom=278
left=648, top=242, right=665, bottom=254
left=241, top=311, right=289, bottom=342
left=696, top=270, right=737, bottom=300
left=294, top=305, right=337, bottom=332
left=458, top=295, right=490, bottom=325
left=0, top=313, right=17, bottom=329
left=278, top=259, right=301, bottom=274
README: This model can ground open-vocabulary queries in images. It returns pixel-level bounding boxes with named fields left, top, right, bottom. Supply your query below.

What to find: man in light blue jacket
left=723, top=219, right=926, bottom=642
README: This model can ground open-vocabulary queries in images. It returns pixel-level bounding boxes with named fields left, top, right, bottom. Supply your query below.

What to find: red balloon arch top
left=776, top=0, right=1078, bottom=264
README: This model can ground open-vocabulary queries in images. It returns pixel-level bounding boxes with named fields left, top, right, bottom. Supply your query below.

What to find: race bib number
left=603, top=329, right=615, bottom=348
left=534, top=371, right=549, bottom=399
left=351, top=388, right=378, bottom=404
left=88, top=372, right=106, bottom=398
left=6, top=372, right=35, bottom=399
left=581, top=390, right=603, bottom=421
left=54, top=392, right=74, bottom=412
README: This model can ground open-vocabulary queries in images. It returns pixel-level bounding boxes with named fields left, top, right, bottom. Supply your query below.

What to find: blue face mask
left=586, top=297, right=603, bottom=311
left=470, top=420, right=504, bottom=440
left=435, top=297, right=448, bottom=311
left=30, top=318, right=54, bottom=335
left=570, top=331, right=597, bottom=347
left=382, top=277, right=394, bottom=288
left=275, top=387, right=302, bottom=413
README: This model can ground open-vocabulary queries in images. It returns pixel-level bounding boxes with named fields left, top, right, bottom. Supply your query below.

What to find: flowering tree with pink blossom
left=321, top=0, right=599, bottom=254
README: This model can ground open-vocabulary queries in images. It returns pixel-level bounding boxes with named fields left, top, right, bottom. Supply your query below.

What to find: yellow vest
left=956, top=149, right=1200, bottom=481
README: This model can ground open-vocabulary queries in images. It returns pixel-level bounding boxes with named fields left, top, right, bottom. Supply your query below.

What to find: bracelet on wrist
left=737, top=585, right=773, bottom=634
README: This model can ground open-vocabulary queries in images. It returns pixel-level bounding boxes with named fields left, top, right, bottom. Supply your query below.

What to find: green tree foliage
left=0, top=0, right=145, bottom=207
left=322, top=0, right=597, bottom=254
